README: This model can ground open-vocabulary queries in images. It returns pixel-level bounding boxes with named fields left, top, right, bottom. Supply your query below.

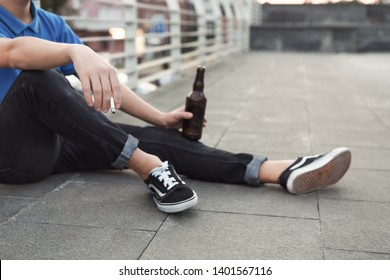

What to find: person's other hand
left=160, top=106, right=207, bottom=129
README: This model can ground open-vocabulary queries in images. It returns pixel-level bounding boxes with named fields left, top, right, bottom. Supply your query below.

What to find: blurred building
left=251, top=2, right=390, bottom=52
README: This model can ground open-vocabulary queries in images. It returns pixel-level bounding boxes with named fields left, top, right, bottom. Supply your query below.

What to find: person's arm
left=0, top=37, right=72, bottom=69
left=0, top=36, right=121, bottom=112
left=119, top=84, right=193, bottom=128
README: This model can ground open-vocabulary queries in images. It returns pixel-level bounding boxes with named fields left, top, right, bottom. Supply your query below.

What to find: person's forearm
left=1, top=36, right=78, bottom=70
left=1, top=36, right=121, bottom=112
left=119, top=84, right=164, bottom=126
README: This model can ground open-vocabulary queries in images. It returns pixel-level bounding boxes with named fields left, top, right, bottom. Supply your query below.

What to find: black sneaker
left=144, top=161, right=198, bottom=213
left=278, top=147, right=351, bottom=194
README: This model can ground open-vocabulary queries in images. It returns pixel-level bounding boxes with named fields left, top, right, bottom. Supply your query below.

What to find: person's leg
left=53, top=124, right=351, bottom=195
left=257, top=148, right=352, bottom=193
left=0, top=70, right=138, bottom=178
left=115, top=124, right=268, bottom=185
left=258, top=160, right=294, bottom=184
left=0, top=72, right=69, bottom=184
left=115, top=125, right=351, bottom=194
left=53, top=124, right=264, bottom=184
left=0, top=70, right=196, bottom=212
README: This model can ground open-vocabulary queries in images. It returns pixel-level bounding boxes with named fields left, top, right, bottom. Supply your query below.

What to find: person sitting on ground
left=0, top=0, right=351, bottom=214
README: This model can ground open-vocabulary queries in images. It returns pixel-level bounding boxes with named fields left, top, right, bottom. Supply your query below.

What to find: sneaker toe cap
left=161, top=186, right=196, bottom=204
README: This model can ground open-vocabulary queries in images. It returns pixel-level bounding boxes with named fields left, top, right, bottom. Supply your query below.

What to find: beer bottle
left=182, top=66, right=207, bottom=140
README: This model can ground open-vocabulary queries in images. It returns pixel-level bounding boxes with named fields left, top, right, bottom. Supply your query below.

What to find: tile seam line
left=138, top=214, right=169, bottom=260
left=1, top=174, right=82, bottom=225
left=349, top=167, right=390, bottom=173
left=0, top=195, right=36, bottom=200
left=324, top=246, right=390, bottom=257
left=1, top=220, right=158, bottom=233
left=319, top=197, right=390, bottom=205
left=214, top=83, right=254, bottom=149
left=314, top=145, right=390, bottom=152
left=191, top=209, right=319, bottom=221
left=363, top=96, right=390, bottom=132
left=317, top=192, right=326, bottom=260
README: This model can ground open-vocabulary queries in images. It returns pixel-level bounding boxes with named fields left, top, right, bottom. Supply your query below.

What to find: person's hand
left=70, top=45, right=121, bottom=112
left=160, top=106, right=207, bottom=129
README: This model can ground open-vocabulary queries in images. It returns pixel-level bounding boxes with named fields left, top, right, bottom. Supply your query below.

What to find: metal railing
left=53, top=0, right=253, bottom=93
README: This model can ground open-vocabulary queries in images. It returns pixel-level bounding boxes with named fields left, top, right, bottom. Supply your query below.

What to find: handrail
left=49, top=0, right=252, bottom=93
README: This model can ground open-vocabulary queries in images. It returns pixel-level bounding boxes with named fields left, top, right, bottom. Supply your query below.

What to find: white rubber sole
left=287, top=147, right=351, bottom=194
left=154, top=192, right=198, bottom=213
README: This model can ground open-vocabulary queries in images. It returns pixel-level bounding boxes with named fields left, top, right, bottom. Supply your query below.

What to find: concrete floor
left=1, top=52, right=390, bottom=260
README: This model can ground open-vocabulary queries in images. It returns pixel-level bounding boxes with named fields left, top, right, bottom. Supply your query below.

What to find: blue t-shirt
left=0, top=1, right=82, bottom=103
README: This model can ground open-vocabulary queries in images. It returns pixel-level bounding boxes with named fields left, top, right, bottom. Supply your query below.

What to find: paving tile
left=207, top=99, right=247, bottom=113
left=324, top=249, right=390, bottom=260
left=319, top=169, right=390, bottom=203
left=311, top=130, right=390, bottom=149
left=218, top=131, right=311, bottom=155
left=377, top=115, right=390, bottom=131
left=312, top=145, right=390, bottom=171
left=308, top=103, right=375, bottom=122
left=201, top=123, right=226, bottom=148
left=320, top=198, right=390, bottom=254
left=0, top=173, right=72, bottom=198
left=3, top=52, right=390, bottom=262
left=14, top=171, right=167, bottom=231
left=238, top=102, right=308, bottom=123
left=230, top=119, right=309, bottom=135
left=0, top=222, right=153, bottom=260
left=141, top=211, right=323, bottom=260
left=365, top=95, right=390, bottom=110
left=0, top=197, right=35, bottom=223
left=191, top=181, right=319, bottom=219
left=309, top=116, right=388, bottom=133
left=348, top=147, right=390, bottom=171
left=204, top=111, right=235, bottom=128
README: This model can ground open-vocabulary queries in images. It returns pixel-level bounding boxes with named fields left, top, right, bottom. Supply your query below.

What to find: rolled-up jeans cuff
left=112, top=135, right=139, bottom=170
left=244, top=155, right=268, bottom=186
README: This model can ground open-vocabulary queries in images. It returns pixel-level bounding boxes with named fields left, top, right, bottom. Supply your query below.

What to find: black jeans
left=0, top=70, right=266, bottom=185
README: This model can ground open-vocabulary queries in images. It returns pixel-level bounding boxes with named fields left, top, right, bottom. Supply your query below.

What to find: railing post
left=210, top=0, right=222, bottom=63
left=222, top=0, right=234, bottom=55
left=234, top=0, right=249, bottom=52
left=242, top=0, right=253, bottom=51
left=192, top=0, right=207, bottom=66
left=166, top=0, right=181, bottom=81
left=231, top=0, right=239, bottom=52
left=122, top=0, right=138, bottom=88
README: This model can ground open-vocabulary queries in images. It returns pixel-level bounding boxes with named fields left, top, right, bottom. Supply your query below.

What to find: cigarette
left=110, top=97, right=116, bottom=114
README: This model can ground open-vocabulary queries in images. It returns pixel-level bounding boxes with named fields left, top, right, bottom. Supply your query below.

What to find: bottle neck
left=193, top=71, right=205, bottom=91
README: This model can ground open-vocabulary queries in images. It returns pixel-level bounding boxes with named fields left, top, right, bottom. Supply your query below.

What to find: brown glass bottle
left=182, top=66, right=207, bottom=140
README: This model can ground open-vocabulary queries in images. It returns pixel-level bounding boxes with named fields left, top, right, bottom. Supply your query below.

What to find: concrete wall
left=261, top=4, right=367, bottom=24
left=250, top=4, right=390, bottom=52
